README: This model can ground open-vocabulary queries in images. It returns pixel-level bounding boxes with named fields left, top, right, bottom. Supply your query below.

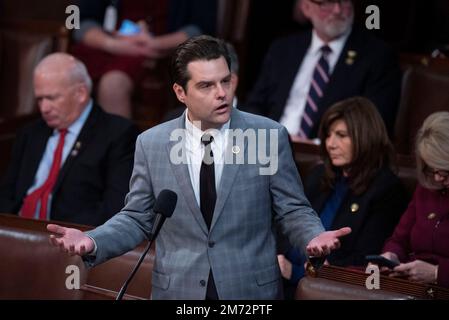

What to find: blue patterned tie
left=299, top=45, right=332, bottom=138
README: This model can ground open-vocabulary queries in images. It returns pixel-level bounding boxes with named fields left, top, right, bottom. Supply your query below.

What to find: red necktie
left=21, top=129, right=68, bottom=220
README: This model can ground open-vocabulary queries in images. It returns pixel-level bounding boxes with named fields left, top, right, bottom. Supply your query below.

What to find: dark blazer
left=0, top=105, right=139, bottom=226
left=243, top=28, right=401, bottom=137
left=304, top=164, right=409, bottom=266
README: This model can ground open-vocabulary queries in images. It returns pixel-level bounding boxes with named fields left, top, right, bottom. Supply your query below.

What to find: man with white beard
left=244, top=0, right=401, bottom=140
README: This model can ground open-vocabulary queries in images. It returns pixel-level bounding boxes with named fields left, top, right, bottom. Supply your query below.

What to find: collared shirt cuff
left=86, top=234, right=98, bottom=256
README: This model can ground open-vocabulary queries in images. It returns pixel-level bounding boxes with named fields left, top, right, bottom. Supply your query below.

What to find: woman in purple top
left=382, top=111, right=449, bottom=288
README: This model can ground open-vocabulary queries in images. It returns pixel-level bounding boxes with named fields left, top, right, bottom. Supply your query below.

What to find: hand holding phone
left=365, top=254, right=399, bottom=269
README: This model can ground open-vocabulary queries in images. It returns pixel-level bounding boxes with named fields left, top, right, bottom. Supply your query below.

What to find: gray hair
left=70, top=57, right=93, bottom=94
left=35, top=52, right=92, bottom=94
left=415, top=111, right=449, bottom=189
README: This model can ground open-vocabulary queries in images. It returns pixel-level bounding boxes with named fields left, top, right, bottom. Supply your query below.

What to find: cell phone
left=365, top=255, right=399, bottom=269
left=118, top=19, right=141, bottom=36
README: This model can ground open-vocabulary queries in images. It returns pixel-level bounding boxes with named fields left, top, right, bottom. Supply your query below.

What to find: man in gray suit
left=47, top=35, right=351, bottom=299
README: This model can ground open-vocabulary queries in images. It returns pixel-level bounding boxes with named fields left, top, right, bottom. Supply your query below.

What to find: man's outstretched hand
left=47, top=224, right=94, bottom=256
left=306, top=227, right=352, bottom=257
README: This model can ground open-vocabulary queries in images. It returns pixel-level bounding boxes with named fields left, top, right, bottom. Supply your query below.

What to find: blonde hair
left=415, top=111, right=449, bottom=189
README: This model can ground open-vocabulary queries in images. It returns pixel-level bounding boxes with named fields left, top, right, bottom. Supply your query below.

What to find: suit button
left=200, top=280, right=206, bottom=287
left=208, top=241, right=215, bottom=248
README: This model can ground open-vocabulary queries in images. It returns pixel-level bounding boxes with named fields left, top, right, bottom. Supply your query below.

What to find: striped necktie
left=299, top=45, right=332, bottom=138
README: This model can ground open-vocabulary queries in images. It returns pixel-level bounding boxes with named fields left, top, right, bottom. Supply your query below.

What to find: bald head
left=35, top=53, right=92, bottom=93
left=34, top=53, right=93, bottom=129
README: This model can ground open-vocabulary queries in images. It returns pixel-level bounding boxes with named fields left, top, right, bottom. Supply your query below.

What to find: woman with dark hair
left=278, top=96, right=409, bottom=298
left=381, top=111, right=449, bottom=288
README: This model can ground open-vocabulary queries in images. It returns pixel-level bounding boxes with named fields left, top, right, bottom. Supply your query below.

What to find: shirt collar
left=185, top=110, right=230, bottom=150
left=54, top=100, right=93, bottom=136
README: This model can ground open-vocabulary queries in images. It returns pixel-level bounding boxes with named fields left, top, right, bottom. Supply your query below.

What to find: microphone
left=148, top=189, right=177, bottom=241
left=116, top=189, right=177, bottom=300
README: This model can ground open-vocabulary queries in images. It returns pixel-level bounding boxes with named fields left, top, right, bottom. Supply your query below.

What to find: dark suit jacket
left=304, top=165, right=409, bottom=266
left=243, top=28, right=401, bottom=137
left=0, top=105, right=139, bottom=226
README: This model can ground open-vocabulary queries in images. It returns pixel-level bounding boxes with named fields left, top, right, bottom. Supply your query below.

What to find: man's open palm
left=47, top=224, right=94, bottom=256
left=306, top=227, right=352, bottom=257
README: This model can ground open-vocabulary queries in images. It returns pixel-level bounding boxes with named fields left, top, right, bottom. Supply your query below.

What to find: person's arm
left=82, top=27, right=152, bottom=57
left=83, top=134, right=156, bottom=267
left=270, top=126, right=350, bottom=256
left=81, top=27, right=115, bottom=51
left=47, top=134, right=154, bottom=266
left=271, top=126, right=325, bottom=251
left=392, top=260, right=440, bottom=285
left=47, top=224, right=95, bottom=256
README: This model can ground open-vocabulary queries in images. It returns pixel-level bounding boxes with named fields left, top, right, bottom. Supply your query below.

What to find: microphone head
left=153, top=189, right=177, bottom=218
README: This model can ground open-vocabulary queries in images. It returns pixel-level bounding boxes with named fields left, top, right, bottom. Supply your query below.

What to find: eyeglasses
left=309, top=0, right=352, bottom=12
left=423, top=166, right=449, bottom=179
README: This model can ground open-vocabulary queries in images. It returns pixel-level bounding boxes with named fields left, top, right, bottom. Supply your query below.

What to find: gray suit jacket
left=86, top=109, right=324, bottom=299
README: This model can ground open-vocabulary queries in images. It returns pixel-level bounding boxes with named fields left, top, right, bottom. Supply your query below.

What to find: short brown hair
left=170, top=35, right=231, bottom=91
left=318, top=96, right=394, bottom=194
left=415, top=111, right=449, bottom=189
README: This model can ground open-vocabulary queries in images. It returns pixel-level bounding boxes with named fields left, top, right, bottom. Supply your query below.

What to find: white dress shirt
left=279, top=29, right=351, bottom=136
left=184, top=112, right=230, bottom=207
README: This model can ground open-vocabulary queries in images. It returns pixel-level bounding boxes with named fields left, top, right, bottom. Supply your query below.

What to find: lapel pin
left=232, top=146, right=240, bottom=154
left=345, top=50, right=357, bottom=65
left=71, top=141, right=82, bottom=157
left=427, top=213, right=436, bottom=220
left=347, top=50, right=357, bottom=58
left=350, top=203, right=359, bottom=213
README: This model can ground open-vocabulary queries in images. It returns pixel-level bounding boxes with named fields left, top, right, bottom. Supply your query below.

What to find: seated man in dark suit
left=0, top=53, right=139, bottom=226
left=243, top=0, right=401, bottom=140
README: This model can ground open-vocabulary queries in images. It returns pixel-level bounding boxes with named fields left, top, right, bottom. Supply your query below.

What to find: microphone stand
left=115, top=198, right=172, bottom=300
left=116, top=236, right=155, bottom=300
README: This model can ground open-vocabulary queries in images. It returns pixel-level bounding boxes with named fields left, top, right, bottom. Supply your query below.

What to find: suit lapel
left=321, top=29, right=361, bottom=111
left=166, top=113, right=209, bottom=235
left=19, top=123, right=52, bottom=196
left=210, top=109, right=246, bottom=231
left=53, top=105, right=100, bottom=193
